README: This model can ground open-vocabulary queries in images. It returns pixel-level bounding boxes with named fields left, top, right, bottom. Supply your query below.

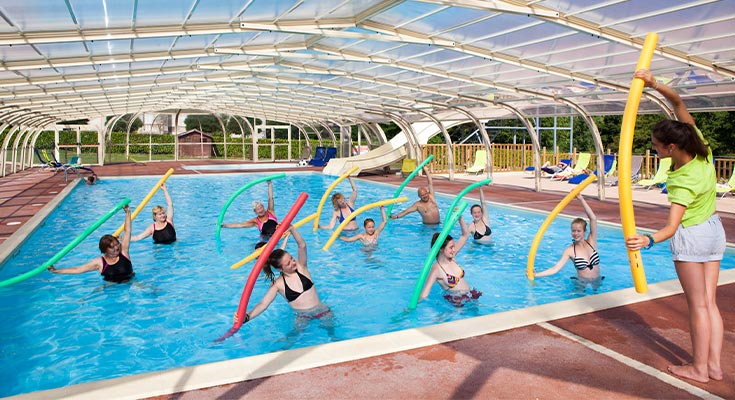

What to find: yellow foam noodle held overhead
left=230, top=212, right=317, bottom=270
left=617, top=32, right=658, bottom=294
left=114, top=168, right=174, bottom=237
left=526, top=174, right=597, bottom=281
left=322, top=197, right=408, bottom=251
left=312, top=166, right=359, bottom=232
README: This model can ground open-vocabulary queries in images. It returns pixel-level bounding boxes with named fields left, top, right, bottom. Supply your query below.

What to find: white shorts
left=670, top=214, right=726, bottom=262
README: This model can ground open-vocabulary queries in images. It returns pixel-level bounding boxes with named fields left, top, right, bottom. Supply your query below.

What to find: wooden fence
left=421, top=143, right=735, bottom=182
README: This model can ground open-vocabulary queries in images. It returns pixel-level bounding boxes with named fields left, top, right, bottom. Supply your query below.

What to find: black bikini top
left=283, top=270, right=314, bottom=302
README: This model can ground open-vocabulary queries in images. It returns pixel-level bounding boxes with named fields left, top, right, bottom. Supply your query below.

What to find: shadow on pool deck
left=1, top=162, right=733, bottom=400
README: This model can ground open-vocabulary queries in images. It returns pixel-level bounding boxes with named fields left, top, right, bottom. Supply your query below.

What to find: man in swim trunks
left=390, top=183, right=440, bottom=225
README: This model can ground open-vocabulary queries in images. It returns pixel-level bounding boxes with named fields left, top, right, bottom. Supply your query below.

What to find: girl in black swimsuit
left=468, top=187, right=492, bottom=243
left=238, top=226, right=332, bottom=325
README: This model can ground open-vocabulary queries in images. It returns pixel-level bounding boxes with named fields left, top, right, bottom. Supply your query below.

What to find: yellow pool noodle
left=526, top=174, right=597, bottom=281
left=230, top=212, right=317, bottom=270
left=313, top=166, right=360, bottom=232
left=114, top=168, right=174, bottom=237
left=618, top=33, right=658, bottom=294
left=322, top=197, right=408, bottom=251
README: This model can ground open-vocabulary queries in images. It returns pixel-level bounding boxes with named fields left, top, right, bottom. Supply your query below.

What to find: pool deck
left=1, top=161, right=734, bottom=400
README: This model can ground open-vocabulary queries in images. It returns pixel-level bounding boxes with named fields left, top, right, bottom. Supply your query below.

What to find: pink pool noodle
left=215, top=192, right=309, bottom=342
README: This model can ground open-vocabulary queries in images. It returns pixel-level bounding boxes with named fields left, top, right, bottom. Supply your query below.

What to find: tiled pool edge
left=0, top=179, right=79, bottom=268
left=10, top=267, right=735, bottom=400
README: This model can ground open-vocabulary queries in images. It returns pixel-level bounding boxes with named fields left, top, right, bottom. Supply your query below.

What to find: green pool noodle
left=386, top=155, right=434, bottom=216
left=215, top=173, right=286, bottom=238
left=442, top=178, right=491, bottom=226
left=408, top=201, right=468, bottom=309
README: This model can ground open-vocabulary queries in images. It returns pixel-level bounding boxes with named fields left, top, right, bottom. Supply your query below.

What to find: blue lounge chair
left=308, top=146, right=327, bottom=166
left=325, top=147, right=337, bottom=162
left=538, top=159, right=571, bottom=175
left=308, top=146, right=337, bottom=167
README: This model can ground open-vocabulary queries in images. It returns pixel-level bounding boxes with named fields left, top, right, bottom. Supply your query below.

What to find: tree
left=107, top=114, right=142, bottom=133
left=184, top=115, right=222, bottom=133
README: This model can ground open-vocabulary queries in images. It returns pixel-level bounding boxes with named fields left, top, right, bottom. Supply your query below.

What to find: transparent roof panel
left=0, top=0, right=732, bottom=126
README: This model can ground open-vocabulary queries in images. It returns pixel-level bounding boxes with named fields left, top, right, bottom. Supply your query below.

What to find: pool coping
left=9, top=267, right=735, bottom=400
left=4, top=172, right=734, bottom=399
left=0, top=179, right=79, bottom=268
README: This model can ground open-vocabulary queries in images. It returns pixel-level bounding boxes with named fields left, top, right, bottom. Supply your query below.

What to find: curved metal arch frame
left=20, top=122, right=53, bottom=170
left=315, top=121, right=337, bottom=148
left=447, top=106, right=493, bottom=182
left=3, top=115, right=48, bottom=175
left=225, top=114, right=248, bottom=161
left=556, top=98, right=608, bottom=199
left=303, top=122, right=324, bottom=147
left=386, top=104, right=455, bottom=181
left=0, top=113, right=47, bottom=176
left=380, top=111, right=421, bottom=161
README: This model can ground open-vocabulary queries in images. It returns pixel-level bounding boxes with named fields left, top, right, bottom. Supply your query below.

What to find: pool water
left=0, top=172, right=732, bottom=397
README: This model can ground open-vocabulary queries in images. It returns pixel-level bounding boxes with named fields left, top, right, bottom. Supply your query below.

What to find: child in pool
left=338, top=206, right=387, bottom=247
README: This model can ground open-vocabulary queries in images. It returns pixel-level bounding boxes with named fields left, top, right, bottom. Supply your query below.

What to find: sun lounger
left=635, top=158, right=672, bottom=190
left=466, top=149, right=487, bottom=175
left=607, top=155, right=641, bottom=186
left=716, top=168, right=735, bottom=198
left=568, top=154, right=616, bottom=184
left=552, top=152, right=590, bottom=181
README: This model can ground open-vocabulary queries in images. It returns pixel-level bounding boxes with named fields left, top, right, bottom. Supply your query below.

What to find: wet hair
left=99, top=234, right=119, bottom=253
left=363, top=218, right=375, bottom=228
left=260, top=220, right=277, bottom=237
left=430, top=232, right=453, bottom=258
left=571, top=218, right=587, bottom=231
left=470, top=204, right=483, bottom=214
left=86, top=175, right=96, bottom=185
left=151, top=205, right=164, bottom=220
left=651, top=120, right=708, bottom=159
left=262, top=248, right=287, bottom=283
left=330, top=193, right=345, bottom=210
left=254, top=241, right=267, bottom=250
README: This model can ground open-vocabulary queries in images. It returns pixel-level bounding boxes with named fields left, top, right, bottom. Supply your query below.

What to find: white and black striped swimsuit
left=573, top=240, right=600, bottom=271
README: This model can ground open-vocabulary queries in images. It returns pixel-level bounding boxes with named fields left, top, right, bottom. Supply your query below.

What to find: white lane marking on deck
left=537, top=322, right=723, bottom=400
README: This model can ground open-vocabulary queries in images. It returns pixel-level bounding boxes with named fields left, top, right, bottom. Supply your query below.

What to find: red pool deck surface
left=1, top=161, right=734, bottom=400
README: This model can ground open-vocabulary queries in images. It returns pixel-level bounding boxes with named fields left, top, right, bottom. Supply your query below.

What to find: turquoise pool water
left=0, top=172, right=732, bottom=396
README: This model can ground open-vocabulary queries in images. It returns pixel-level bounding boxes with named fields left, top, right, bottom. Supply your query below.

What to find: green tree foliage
left=379, top=122, right=401, bottom=141
left=106, top=114, right=143, bottom=133
left=185, top=115, right=222, bottom=133
left=693, top=111, right=732, bottom=156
